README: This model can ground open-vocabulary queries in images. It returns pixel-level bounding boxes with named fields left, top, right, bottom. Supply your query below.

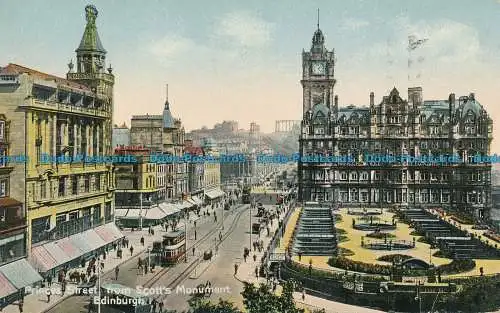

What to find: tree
left=187, top=297, right=241, bottom=313
left=241, top=280, right=304, bottom=313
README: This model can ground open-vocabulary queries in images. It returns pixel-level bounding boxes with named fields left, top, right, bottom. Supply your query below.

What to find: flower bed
left=327, top=256, right=475, bottom=276
left=366, top=232, right=396, bottom=239
left=377, top=254, right=413, bottom=263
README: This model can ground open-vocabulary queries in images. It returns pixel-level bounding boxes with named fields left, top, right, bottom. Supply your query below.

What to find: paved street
left=163, top=200, right=278, bottom=312
left=43, top=197, right=265, bottom=313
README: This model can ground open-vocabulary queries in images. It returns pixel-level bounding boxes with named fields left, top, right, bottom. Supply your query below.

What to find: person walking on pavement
left=140, top=236, right=144, bottom=246
left=130, top=245, right=134, bottom=256
left=234, top=263, right=238, bottom=275
left=114, top=266, right=119, bottom=280
left=152, top=299, right=157, bottom=312
left=194, top=230, right=197, bottom=240
left=192, top=246, right=195, bottom=256
left=46, top=274, right=52, bottom=287
left=158, top=301, right=164, bottom=313
left=18, top=300, right=23, bottom=313
left=46, top=289, right=51, bottom=303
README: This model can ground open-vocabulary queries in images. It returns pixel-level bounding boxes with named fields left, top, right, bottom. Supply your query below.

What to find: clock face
left=312, top=62, right=326, bottom=75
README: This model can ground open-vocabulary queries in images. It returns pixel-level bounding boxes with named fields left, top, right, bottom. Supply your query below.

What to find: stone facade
left=129, top=104, right=188, bottom=201
left=298, top=27, right=493, bottom=221
left=0, top=5, right=115, bottom=252
left=112, top=123, right=130, bottom=147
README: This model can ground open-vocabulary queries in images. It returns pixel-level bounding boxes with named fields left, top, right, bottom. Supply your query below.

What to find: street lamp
left=185, top=211, right=188, bottom=263
left=147, top=247, right=151, bottom=273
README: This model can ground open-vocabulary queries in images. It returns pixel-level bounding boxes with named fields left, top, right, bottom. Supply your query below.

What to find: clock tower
left=301, top=23, right=336, bottom=115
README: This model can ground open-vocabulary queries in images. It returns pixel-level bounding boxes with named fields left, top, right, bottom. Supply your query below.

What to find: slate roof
left=163, top=100, right=175, bottom=128
left=0, top=63, right=91, bottom=91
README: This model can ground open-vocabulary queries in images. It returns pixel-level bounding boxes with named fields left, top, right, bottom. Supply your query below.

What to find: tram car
left=152, top=230, right=186, bottom=265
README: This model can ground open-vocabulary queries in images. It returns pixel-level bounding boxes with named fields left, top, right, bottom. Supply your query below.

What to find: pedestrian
left=47, top=289, right=51, bottom=303
left=255, top=266, right=258, bottom=277
left=194, top=230, right=197, bottom=240
left=192, top=246, right=195, bottom=256
left=88, top=299, right=94, bottom=313
left=151, top=228, right=155, bottom=236
left=159, top=301, right=164, bottom=313
left=47, top=274, right=52, bottom=287
left=115, top=266, right=119, bottom=280
left=61, top=280, right=66, bottom=295
left=219, top=232, right=222, bottom=241
left=130, top=245, right=134, bottom=256
left=152, top=299, right=157, bottom=312
left=18, top=300, right=23, bottom=313
left=140, top=236, right=144, bottom=246
left=253, top=254, right=257, bottom=262
left=100, top=261, right=104, bottom=270
left=302, top=289, right=305, bottom=301
left=234, top=263, right=238, bottom=275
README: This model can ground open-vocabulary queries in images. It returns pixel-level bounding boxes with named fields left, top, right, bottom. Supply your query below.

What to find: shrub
left=366, top=232, right=396, bottom=239
left=327, top=256, right=475, bottom=276
left=377, top=254, right=413, bottom=263
left=338, top=247, right=354, bottom=256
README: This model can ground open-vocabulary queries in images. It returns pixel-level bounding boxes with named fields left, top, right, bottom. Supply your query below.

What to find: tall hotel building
left=0, top=5, right=122, bottom=282
left=298, top=25, right=493, bottom=221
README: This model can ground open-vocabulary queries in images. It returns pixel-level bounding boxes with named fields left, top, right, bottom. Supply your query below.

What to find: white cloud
left=350, top=18, right=483, bottom=67
left=148, top=34, right=196, bottom=59
left=339, top=17, right=369, bottom=31
left=213, top=11, right=274, bottom=47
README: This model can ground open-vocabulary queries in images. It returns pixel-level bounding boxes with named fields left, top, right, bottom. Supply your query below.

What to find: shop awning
left=178, top=201, right=193, bottom=210
left=115, top=209, right=128, bottom=217
left=30, top=245, right=57, bottom=273
left=71, top=233, right=95, bottom=254
left=94, top=223, right=124, bottom=243
left=191, top=196, right=203, bottom=206
left=158, top=203, right=180, bottom=217
left=144, top=206, right=166, bottom=220
left=0, top=271, right=17, bottom=299
left=0, top=259, right=42, bottom=290
left=30, top=223, right=124, bottom=273
left=205, top=188, right=225, bottom=199
left=43, top=242, right=71, bottom=266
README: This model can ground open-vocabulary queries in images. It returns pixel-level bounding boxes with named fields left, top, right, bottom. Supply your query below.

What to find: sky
left=1, top=0, right=500, bottom=151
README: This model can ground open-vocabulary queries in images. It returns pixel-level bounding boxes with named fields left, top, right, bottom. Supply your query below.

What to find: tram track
left=143, top=195, right=262, bottom=292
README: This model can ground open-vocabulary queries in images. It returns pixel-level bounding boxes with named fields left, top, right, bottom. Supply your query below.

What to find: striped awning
left=29, top=223, right=124, bottom=273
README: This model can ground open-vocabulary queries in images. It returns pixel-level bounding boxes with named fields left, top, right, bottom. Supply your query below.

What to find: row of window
left=307, top=189, right=486, bottom=204
left=55, top=174, right=104, bottom=198
left=303, top=170, right=489, bottom=182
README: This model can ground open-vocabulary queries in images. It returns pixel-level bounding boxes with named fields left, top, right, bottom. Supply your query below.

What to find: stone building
left=184, top=140, right=205, bottom=205
left=114, top=146, right=173, bottom=227
left=129, top=90, right=188, bottom=201
left=112, top=122, right=130, bottom=147
left=200, top=140, right=224, bottom=205
left=0, top=5, right=121, bottom=285
left=298, top=25, right=493, bottom=221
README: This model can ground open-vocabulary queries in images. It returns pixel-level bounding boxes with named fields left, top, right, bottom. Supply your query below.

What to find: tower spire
left=166, top=84, right=169, bottom=102
left=317, top=8, right=320, bottom=29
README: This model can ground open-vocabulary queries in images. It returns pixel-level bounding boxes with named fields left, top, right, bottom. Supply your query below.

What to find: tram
left=242, top=185, right=251, bottom=204
left=152, top=230, right=186, bottom=265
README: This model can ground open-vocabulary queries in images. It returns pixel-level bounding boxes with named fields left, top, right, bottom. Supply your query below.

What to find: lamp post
left=249, top=196, right=253, bottom=249
left=139, top=193, right=143, bottom=230
left=97, top=263, right=102, bottom=313
left=147, top=246, right=151, bottom=273
left=185, top=211, right=188, bottom=263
